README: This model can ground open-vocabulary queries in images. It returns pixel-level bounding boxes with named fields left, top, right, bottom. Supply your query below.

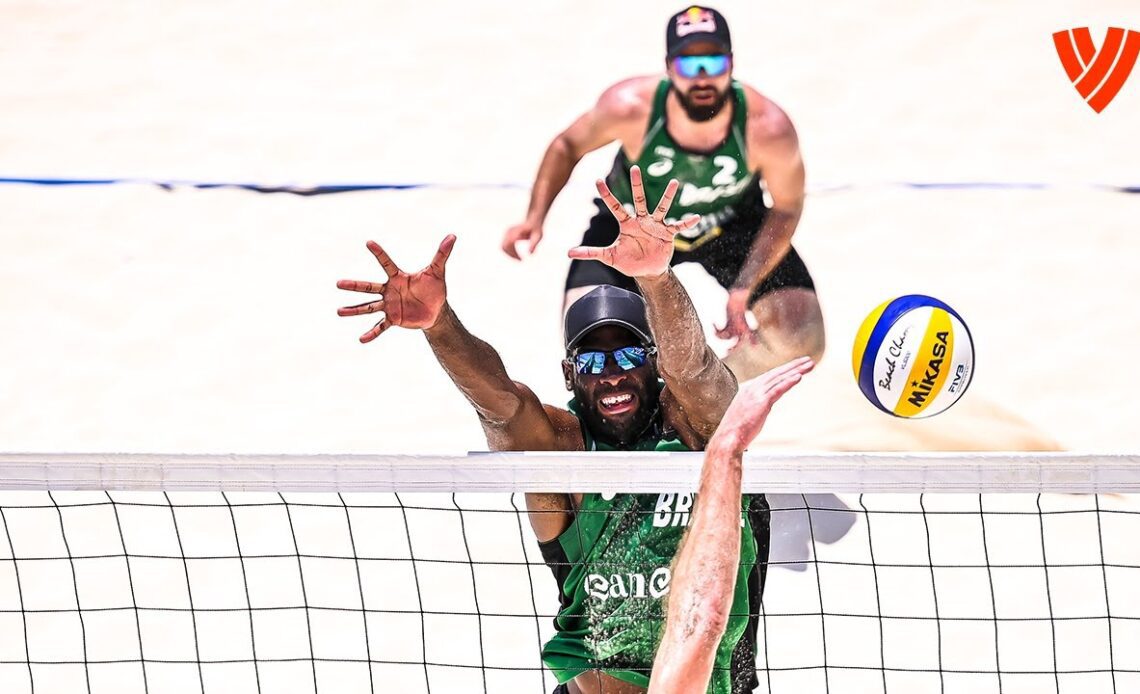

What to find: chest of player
left=631, top=142, right=755, bottom=217
left=569, top=492, right=754, bottom=587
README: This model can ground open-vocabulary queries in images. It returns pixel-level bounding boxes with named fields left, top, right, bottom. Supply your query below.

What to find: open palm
left=337, top=235, right=456, bottom=343
left=717, top=357, right=815, bottom=449
left=568, top=165, right=700, bottom=279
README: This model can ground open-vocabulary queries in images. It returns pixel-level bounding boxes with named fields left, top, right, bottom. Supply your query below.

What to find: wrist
left=634, top=268, right=672, bottom=287
left=707, top=430, right=747, bottom=459
left=423, top=303, right=456, bottom=334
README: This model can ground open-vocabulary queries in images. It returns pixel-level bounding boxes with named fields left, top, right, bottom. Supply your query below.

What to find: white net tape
left=0, top=452, right=1137, bottom=493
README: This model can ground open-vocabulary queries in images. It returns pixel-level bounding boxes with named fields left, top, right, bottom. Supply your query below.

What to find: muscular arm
left=520, top=80, right=651, bottom=226
left=647, top=434, right=745, bottom=693
left=425, top=305, right=584, bottom=541
left=424, top=304, right=566, bottom=451
left=732, top=96, right=805, bottom=295
left=636, top=270, right=737, bottom=441
left=340, top=237, right=580, bottom=542
left=648, top=358, right=812, bottom=694
left=573, top=165, right=738, bottom=440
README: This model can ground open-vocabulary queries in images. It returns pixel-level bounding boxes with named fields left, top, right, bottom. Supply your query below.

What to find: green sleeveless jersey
left=606, top=79, right=765, bottom=252
left=539, top=400, right=761, bottom=693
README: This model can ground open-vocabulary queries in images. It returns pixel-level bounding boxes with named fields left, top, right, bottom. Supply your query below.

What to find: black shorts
left=564, top=199, right=815, bottom=305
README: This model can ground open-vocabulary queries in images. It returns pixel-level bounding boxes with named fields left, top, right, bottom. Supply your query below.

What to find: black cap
left=564, top=286, right=654, bottom=353
left=666, top=6, right=732, bottom=59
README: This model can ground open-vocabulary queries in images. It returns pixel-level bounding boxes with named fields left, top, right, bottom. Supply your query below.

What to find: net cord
left=0, top=452, right=1135, bottom=493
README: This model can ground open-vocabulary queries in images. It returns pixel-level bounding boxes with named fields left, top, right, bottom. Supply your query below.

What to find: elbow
left=551, top=133, right=585, bottom=164
left=769, top=206, right=802, bottom=232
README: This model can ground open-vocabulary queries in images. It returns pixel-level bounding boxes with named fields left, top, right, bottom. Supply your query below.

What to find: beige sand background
left=1, top=0, right=1138, bottom=455
left=1, top=2, right=1139, bottom=693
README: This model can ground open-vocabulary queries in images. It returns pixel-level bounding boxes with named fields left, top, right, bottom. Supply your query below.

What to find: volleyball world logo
left=1053, top=27, right=1140, bottom=113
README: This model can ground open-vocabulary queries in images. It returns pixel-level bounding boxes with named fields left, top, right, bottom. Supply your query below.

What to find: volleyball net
left=1, top=452, right=1138, bottom=694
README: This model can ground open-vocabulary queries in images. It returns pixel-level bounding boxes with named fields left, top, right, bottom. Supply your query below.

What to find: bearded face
left=666, top=39, right=734, bottom=122
left=669, top=81, right=732, bottom=122
left=562, top=326, right=661, bottom=448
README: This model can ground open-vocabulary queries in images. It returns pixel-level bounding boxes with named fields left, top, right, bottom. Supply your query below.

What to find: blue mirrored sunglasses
left=672, top=54, right=730, bottom=78
left=572, top=346, right=655, bottom=375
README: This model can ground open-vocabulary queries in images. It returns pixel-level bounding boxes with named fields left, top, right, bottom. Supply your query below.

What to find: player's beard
left=671, top=83, right=732, bottom=122
left=573, top=378, right=661, bottom=449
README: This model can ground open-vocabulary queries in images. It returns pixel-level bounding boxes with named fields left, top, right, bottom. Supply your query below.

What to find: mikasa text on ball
left=852, top=295, right=974, bottom=418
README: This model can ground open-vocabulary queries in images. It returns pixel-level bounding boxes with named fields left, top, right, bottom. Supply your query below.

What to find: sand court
left=3, top=0, right=1138, bottom=454
left=1, top=2, right=1138, bottom=692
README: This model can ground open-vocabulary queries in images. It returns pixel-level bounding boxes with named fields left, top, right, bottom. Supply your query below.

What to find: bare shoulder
left=739, top=83, right=798, bottom=146
left=595, top=75, right=660, bottom=123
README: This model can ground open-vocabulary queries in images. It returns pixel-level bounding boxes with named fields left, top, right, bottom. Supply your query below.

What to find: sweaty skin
left=339, top=168, right=739, bottom=694
left=648, top=357, right=813, bottom=694
left=502, top=39, right=824, bottom=380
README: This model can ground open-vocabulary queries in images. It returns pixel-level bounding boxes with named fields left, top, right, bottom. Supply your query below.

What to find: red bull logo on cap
left=676, top=7, right=716, bottom=37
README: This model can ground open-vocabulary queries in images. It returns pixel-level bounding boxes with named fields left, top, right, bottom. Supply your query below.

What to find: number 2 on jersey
left=711, top=155, right=738, bottom=186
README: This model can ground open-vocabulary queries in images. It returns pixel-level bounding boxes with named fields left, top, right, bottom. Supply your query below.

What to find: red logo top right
left=1053, top=27, right=1140, bottom=113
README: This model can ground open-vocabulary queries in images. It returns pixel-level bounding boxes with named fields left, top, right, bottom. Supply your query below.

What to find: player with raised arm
left=648, top=358, right=813, bottom=693
left=339, top=168, right=775, bottom=693
left=502, top=6, right=824, bottom=380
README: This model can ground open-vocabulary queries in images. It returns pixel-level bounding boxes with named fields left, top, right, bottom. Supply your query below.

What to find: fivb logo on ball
left=852, top=295, right=975, bottom=418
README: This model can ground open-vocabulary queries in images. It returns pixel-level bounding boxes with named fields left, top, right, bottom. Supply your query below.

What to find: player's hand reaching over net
left=648, top=355, right=814, bottom=694
left=337, top=235, right=456, bottom=343
left=568, top=165, right=700, bottom=279
left=712, top=356, right=815, bottom=452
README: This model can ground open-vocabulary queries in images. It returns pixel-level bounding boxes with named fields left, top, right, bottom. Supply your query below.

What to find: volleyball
left=852, top=295, right=975, bottom=418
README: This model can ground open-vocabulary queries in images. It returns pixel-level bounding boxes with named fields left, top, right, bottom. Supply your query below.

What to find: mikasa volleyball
left=852, top=295, right=975, bottom=418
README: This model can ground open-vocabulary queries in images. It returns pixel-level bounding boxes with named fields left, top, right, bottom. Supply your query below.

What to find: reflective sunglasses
left=571, top=346, right=655, bottom=375
left=672, top=54, right=730, bottom=78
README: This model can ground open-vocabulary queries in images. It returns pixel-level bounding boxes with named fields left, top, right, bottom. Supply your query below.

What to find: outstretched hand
left=336, top=235, right=456, bottom=343
left=713, top=356, right=815, bottom=451
left=567, top=165, right=700, bottom=279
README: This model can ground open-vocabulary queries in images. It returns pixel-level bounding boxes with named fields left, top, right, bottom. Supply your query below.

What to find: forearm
left=672, top=439, right=744, bottom=623
left=635, top=270, right=725, bottom=384
left=732, top=208, right=799, bottom=292
left=423, top=304, right=522, bottom=423
left=649, top=441, right=743, bottom=693
left=524, top=137, right=579, bottom=223
left=649, top=351, right=811, bottom=693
